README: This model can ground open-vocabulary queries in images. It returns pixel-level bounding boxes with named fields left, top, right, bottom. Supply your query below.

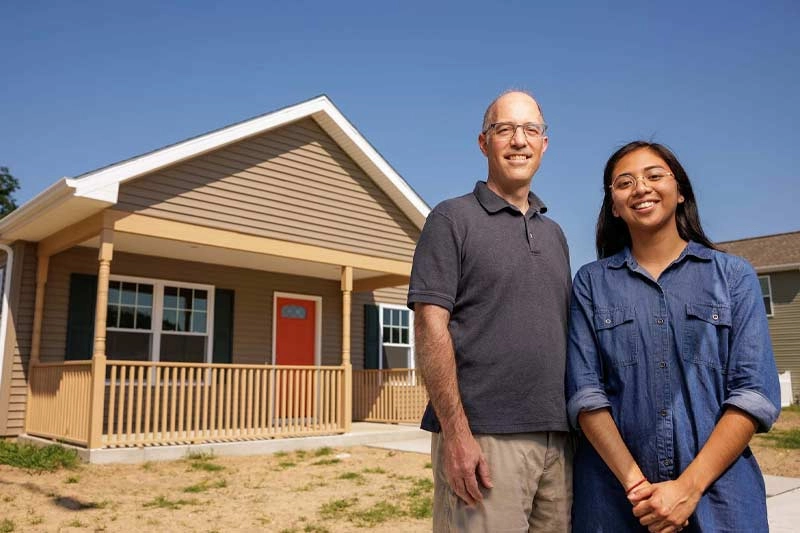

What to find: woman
left=567, top=141, right=780, bottom=532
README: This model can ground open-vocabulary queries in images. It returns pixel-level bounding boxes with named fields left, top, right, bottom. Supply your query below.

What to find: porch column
left=341, top=265, right=353, bottom=432
left=29, top=255, right=50, bottom=365
left=24, top=254, right=49, bottom=435
left=88, top=227, right=114, bottom=448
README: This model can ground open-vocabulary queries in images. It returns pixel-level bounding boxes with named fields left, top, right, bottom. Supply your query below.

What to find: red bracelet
left=626, top=478, right=646, bottom=494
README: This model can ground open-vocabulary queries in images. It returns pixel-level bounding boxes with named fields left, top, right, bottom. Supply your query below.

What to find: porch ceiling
left=77, top=233, right=401, bottom=284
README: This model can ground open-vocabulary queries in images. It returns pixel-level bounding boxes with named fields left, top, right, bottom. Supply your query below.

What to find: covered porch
left=24, top=210, right=428, bottom=450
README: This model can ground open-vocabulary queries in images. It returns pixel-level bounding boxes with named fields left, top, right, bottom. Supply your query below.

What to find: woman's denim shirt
left=566, top=242, right=780, bottom=532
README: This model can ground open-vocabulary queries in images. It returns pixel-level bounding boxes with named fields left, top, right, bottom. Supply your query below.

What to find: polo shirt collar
left=607, top=240, right=714, bottom=270
left=473, top=181, right=547, bottom=215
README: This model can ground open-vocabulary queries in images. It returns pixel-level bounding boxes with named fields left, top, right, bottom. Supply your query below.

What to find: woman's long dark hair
left=596, top=141, right=716, bottom=259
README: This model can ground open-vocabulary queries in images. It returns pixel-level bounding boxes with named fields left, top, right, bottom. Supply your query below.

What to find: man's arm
left=415, top=303, right=492, bottom=506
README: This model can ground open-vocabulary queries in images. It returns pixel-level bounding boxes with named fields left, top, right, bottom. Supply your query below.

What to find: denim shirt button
left=660, top=409, right=667, bottom=417
left=663, top=458, right=672, bottom=466
left=656, top=318, right=664, bottom=325
left=604, top=318, right=611, bottom=324
left=659, top=361, right=667, bottom=368
left=712, top=313, right=719, bottom=320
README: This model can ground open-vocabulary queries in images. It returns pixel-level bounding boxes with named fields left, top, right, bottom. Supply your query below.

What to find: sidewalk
left=364, top=431, right=800, bottom=531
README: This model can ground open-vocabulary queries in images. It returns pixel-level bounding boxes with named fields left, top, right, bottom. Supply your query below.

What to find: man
left=407, top=90, right=572, bottom=532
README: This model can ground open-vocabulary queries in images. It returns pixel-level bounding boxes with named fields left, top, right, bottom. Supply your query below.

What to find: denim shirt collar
left=473, top=180, right=547, bottom=217
left=607, top=241, right=714, bottom=270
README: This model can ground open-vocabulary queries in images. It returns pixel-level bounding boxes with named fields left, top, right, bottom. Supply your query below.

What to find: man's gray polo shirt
left=408, top=181, right=571, bottom=434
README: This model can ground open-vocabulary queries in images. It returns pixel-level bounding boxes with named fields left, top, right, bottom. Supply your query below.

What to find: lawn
left=0, top=444, right=432, bottom=532
left=0, top=405, right=797, bottom=532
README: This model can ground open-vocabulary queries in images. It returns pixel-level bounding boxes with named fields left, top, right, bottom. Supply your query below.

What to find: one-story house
left=0, top=95, right=430, bottom=450
left=719, top=230, right=800, bottom=404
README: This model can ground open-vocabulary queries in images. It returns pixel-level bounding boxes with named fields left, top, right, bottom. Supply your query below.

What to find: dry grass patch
left=0, top=444, right=432, bottom=532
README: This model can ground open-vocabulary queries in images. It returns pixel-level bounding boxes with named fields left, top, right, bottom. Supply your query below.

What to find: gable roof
left=718, top=230, right=800, bottom=272
left=0, top=95, right=430, bottom=242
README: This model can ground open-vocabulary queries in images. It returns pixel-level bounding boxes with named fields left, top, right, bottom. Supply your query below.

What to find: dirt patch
left=751, top=407, right=800, bottom=478
left=0, top=410, right=797, bottom=533
left=0, top=446, right=433, bottom=532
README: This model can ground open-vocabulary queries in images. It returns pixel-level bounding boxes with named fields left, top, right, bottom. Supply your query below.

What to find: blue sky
left=2, top=1, right=798, bottom=270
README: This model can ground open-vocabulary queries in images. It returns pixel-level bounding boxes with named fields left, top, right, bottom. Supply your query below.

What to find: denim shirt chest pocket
left=682, top=302, right=732, bottom=371
left=593, top=306, right=638, bottom=367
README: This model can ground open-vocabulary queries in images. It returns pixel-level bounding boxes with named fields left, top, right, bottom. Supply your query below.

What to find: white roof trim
left=313, top=101, right=430, bottom=222
left=755, top=263, right=800, bottom=274
left=70, top=95, right=429, bottom=225
left=0, top=178, right=91, bottom=239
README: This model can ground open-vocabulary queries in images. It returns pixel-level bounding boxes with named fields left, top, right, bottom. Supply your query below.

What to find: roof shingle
left=718, top=230, right=800, bottom=270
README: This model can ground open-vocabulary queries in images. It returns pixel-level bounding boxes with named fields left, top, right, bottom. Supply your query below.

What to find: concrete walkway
left=364, top=431, right=800, bottom=531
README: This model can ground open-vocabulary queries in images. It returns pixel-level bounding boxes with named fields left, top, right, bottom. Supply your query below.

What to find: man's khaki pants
left=431, top=431, right=573, bottom=532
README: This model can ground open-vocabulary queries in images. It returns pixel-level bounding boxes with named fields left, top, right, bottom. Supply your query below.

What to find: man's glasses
left=609, top=171, right=674, bottom=192
left=483, top=122, right=547, bottom=140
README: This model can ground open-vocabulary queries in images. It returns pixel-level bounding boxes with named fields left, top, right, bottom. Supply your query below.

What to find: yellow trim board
left=110, top=211, right=412, bottom=276
left=352, top=274, right=409, bottom=292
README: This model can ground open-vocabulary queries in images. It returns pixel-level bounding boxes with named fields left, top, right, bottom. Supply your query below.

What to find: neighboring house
left=719, top=230, right=800, bottom=404
left=0, top=95, right=429, bottom=450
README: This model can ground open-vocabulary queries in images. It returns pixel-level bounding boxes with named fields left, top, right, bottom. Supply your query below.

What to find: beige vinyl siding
left=351, top=286, right=409, bottom=370
left=116, top=118, right=420, bottom=263
left=767, top=270, right=800, bottom=403
left=40, top=247, right=343, bottom=366
left=1, top=242, right=36, bottom=435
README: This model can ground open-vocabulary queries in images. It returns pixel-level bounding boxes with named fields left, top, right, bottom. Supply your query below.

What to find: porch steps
left=18, top=422, right=427, bottom=465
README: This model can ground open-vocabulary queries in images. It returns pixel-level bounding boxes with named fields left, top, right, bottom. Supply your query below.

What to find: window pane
left=160, top=334, right=206, bottom=364
left=401, top=310, right=408, bottom=327
left=383, top=327, right=391, bottom=343
left=137, top=284, right=153, bottom=307
left=192, top=311, right=207, bottom=333
left=391, top=327, right=399, bottom=344
left=383, top=308, right=391, bottom=324
left=392, top=309, right=400, bottom=326
left=401, top=328, right=409, bottom=345
left=763, top=297, right=772, bottom=315
left=106, top=331, right=150, bottom=362
left=162, top=309, right=178, bottom=331
left=137, top=308, right=152, bottom=330
left=121, top=282, right=137, bottom=305
left=384, top=346, right=410, bottom=369
left=193, top=290, right=208, bottom=311
left=106, top=306, right=118, bottom=328
left=178, top=288, right=193, bottom=310
left=177, top=310, right=190, bottom=332
left=163, top=286, right=178, bottom=309
left=281, top=305, right=307, bottom=319
left=108, top=282, right=121, bottom=305
left=759, top=276, right=770, bottom=295
left=119, top=306, right=135, bottom=328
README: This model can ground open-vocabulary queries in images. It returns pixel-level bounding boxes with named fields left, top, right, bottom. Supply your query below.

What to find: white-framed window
left=759, top=275, right=774, bottom=317
left=378, top=304, right=414, bottom=369
left=106, top=275, right=214, bottom=364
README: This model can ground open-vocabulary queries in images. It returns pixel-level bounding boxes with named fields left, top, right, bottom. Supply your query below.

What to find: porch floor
left=18, top=422, right=428, bottom=465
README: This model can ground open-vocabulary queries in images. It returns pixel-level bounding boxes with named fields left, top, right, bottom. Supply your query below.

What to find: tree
left=0, top=166, right=20, bottom=218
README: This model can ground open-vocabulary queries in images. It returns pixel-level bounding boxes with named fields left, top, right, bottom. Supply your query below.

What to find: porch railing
left=26, top=360, right=346, bottom=448
left=352, top=369, right=428, bottom=423
left=26, top=361, right=93, bottom=446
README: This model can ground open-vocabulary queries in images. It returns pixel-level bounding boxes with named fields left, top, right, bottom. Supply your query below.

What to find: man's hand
left=441, top=431, right=493, bottom=506
left=630, top=479, right=698, bottom=532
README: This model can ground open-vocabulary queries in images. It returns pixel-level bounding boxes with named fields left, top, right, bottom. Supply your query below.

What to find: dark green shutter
left=364, top=304, right=379, bottom=369
left=213, top=288, right=234, bottom=364
left=65, top=273, right=97, bottom=360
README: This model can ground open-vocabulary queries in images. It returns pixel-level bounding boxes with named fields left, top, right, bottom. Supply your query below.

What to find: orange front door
left=275, top=297, right=316, bottom=366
